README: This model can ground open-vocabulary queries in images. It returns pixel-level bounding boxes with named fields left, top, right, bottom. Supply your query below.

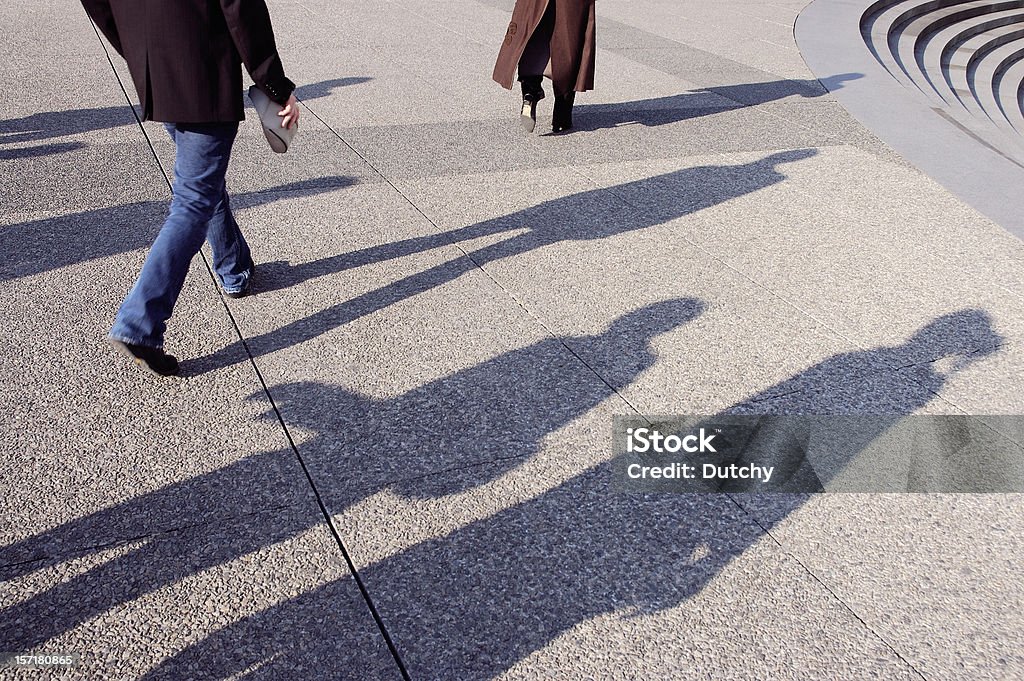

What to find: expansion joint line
left=567, top=158, right=931, bottom=676
left=301, top=103, right=647, bottom=418
left=85, top=14, right=410, bottom=680
left=728, top=497, right=929, bottom=680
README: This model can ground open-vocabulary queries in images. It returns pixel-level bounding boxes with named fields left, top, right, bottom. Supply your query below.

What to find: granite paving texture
left=1, top=0, right=1022, bottom=678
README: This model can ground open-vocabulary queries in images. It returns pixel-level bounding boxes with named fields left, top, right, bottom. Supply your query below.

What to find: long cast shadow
left=129, top=308, right=1004, bottom=678
left=571, top=74, right=862, bottom=132
left=293, top=77, right=372, bottom=100
left=0, top=308, right=1004, bottom=673
left=0, top=77, right=371, bottom=159
left=0, top=176, right=356, bottom=283
left=0, top=77, right=371, bottom=279
left=0, top=298, right=705, bottom=652
left=0, top=106, right=139, bottom=145
left=190, top=148, right=817, bottom=374
left=0, top=142, right=87, bottom=160
left=139, top=309, right=1003, bottom=678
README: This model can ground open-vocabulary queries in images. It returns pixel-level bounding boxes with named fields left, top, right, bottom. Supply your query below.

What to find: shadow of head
left=242, top=297, right=706, bottom=499
left=904, top=309, right=1003, bottom=370
left=587, top=297, right=705, bottom=390
left=708, top=147, right=816, bottom=183
left=294, top=77, right=373, bottom=101
left=755, top=147, right=818, bottom=169
left=604, top=298, right=706, bottom=343
left=817, top=72, right=864, bottom=93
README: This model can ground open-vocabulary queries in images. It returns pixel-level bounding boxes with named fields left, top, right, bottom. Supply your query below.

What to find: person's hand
left=278, top=95, right=300, bottom=129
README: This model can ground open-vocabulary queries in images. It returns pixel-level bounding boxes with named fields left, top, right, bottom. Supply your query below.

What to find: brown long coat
left=493, top=0, right=596, bottom=96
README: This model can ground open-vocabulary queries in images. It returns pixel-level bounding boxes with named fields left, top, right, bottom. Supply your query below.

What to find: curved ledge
left=797, top=0, right=1024, bottom=240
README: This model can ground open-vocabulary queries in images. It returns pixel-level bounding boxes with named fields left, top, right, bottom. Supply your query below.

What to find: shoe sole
left=520, top=101, right=537, bottom=133
left=107, top=339, right=179, bottom=377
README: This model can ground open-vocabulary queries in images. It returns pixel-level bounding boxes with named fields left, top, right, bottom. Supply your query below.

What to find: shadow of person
left=191, top=148, right=817, bottom=374
left=0, top=106, right=139, bottom=144
left=293, top=77, right=373, bottom=101
left=137, top=309, right=1004, bottom=679
left=0, top=176, right=357, bottom=283
left=0, top=142, right=87, bottom=160
left=702, top=73, right=863, bottom=107
left=571, top=74, right=863, bottom=131
left=0, top=78, right=371, bottom=159
left=0, top=105, right=141, bottom=160
left=0, top=298, right=705, bottom=653
left=689, top=308, right=1006, bottom=494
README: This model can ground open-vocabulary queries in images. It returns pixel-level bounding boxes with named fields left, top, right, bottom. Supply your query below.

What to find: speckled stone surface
left=2, top=0, right=1022, bottom=678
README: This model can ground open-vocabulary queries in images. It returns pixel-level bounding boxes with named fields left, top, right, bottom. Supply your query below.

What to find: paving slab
left=589, top=147, right=1024, bottom=367
left=752, top=99, right=914, bottom=166
left=1, top=4, right=400, bottom=676
left=393, top=160, right=864, bottom=414
left=195, top=181, right=641, bottom=520
left=4, top=0, right=1024, bottom=677
left=593, top=1, right=813, bottom=79
left=336, top=107, right=835, bottom=181
left=330, top=461, right=917, bottom=679
left=0, top=508, right=398, bottom=679
left=734, top=493, right=1024, bottom=680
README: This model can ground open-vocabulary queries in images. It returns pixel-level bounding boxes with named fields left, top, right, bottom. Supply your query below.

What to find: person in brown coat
left=493, top=0, right=596, bottom=133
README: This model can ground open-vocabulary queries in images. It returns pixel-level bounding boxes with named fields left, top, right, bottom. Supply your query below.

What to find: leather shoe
left=108, top=339, right=180, bottom=377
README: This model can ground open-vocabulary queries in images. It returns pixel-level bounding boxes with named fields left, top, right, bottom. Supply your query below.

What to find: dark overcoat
left=81, top=0, right=294, bottom=123
left=493, top=0, right=596, bottom=96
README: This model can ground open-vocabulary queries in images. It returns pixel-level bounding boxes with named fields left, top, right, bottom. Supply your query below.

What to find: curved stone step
left=862, top=1, right=1024, bottom=103
left=856, top=0, right=1024, bottom=165
left=995, top=52, right=1024, bottom=131
left=798, top=0, right=1024, bottom=237
left=897, top=0, right=991, bottom=102
left=915, top=4, right=1024, bottom=104
left=895, top=2, right=993, bottom=103
left=945, top=23, right=1024, bottom=117
left=885, top=0, right=978, bottom=79
left=861, top=0, right=928, bottom=88
left=969, top=32, right=1024, bottom=126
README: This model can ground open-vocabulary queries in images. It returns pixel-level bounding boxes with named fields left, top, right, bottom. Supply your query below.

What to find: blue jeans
left=109, top=122, right=253, bottom=348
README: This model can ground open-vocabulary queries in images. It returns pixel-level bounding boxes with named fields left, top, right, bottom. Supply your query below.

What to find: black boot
left=552, top=91, right=575, bottom=133
left=519, top=76, right=544, bottom=133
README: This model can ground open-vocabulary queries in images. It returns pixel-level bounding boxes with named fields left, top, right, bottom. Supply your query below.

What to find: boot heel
left=552, top=92, right=575, bottom=133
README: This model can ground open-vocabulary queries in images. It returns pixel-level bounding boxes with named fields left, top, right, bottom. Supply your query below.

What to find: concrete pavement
left=1, top=0, right=1022, bottom=678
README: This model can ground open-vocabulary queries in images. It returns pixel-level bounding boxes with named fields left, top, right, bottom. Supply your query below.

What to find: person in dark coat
left=493, top=0, right=596, bottom=133
left=81, top=0, right=299, bottom=376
